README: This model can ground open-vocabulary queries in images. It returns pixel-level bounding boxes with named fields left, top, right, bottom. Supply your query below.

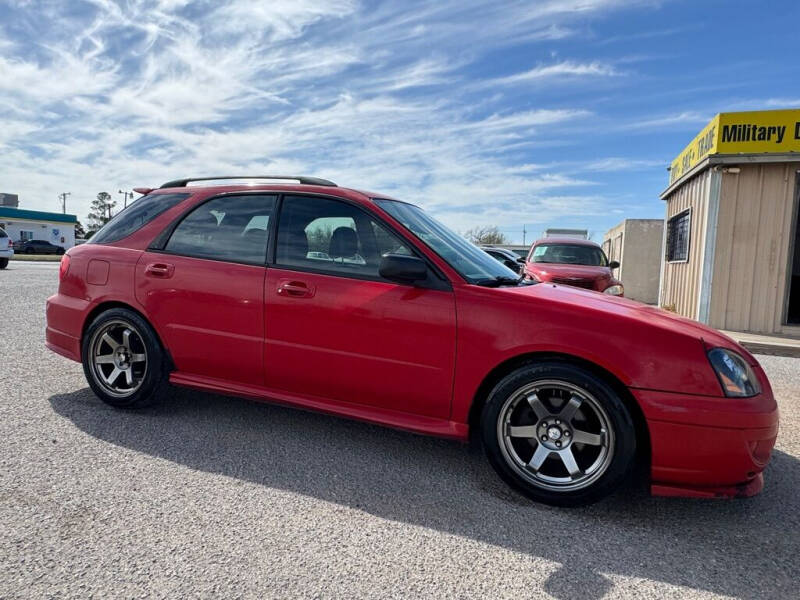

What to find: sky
left=1, top=0, right=799, bottom=243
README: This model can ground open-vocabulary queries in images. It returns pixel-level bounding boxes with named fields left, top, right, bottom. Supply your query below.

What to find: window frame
left=270, top=193, right=451, bottom=290
left=149, top=190, right=450, bottom=289
left=152, top=192, right=279, bottom=267
left=666, top=208, right=692, bottom=264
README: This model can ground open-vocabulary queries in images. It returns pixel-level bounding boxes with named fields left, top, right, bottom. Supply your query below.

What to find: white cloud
left=489, top=61, right=620, bottom=86
left=624, top=111, right=709, bottom=130
left=0, top=0, right=673, bottom=237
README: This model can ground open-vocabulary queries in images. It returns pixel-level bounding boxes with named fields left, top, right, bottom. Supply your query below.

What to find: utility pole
left=58, top=192, right=71, bottom=214
left=522, top=224, right=527, bottom=246
left=118, top=189, right=133, bottom=209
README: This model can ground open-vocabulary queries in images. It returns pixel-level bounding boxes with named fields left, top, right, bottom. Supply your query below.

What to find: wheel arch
left=81, top=300, right=174, bottom=371
left=468, top=352, right=651, bottom=462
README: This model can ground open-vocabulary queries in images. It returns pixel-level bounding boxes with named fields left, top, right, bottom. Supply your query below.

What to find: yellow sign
left=669, top=109, right=800, bottom=185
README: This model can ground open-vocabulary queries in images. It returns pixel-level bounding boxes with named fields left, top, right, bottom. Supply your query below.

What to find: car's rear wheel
left=81, top=308, right=168, bottom=408
left=0, top=258, right=7, bottom=269
left=481, top=361, right=637, bottom=507
left=56, top=247, right=64, bottom=255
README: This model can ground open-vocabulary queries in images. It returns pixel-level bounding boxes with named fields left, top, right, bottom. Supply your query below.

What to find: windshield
left=374, top=199, right=518, bottom=283
left=531, top=243, right=608, bottom=266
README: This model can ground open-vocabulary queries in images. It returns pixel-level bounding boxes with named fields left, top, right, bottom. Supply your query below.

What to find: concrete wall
left=707, top=163, right=800, bottom=335
left=603, top=219, right=664, bottom=304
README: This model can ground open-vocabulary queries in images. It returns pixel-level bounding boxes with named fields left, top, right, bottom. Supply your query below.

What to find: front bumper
left=632, top=387, right=779, bottom=498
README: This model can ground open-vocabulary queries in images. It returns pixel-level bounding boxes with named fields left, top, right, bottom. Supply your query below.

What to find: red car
left=46, top=176, right=778, bottom=506
left=524, top=237, right=624, bottom=296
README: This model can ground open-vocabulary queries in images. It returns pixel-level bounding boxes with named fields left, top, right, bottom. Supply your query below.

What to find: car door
left=135, top=193, right=277, bottom=386
left=264, top=194, right=457, bottom=419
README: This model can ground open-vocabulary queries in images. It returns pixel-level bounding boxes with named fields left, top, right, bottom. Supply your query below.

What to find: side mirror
left=517, top=257, right=526, bottom=264
left=609, top=260, right=620, bottom=270
left=379, top=254, right=428, bottom=283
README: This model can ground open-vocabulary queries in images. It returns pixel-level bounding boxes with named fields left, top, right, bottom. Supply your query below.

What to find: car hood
left=505, top=281, right=755, bottom=363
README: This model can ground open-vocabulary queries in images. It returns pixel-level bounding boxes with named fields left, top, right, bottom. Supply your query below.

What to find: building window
left=20, top=230, right=34, bottom=241
left=666, top=209, right=691, bottom=262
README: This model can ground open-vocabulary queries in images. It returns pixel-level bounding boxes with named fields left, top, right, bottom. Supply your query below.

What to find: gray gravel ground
left=1, top=261, right=798, bottom=599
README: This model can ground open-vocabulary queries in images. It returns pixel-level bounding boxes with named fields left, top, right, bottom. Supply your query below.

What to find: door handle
left=145, top=262, right=174, bottom=278
left=277, top=280, right=315, bottom=298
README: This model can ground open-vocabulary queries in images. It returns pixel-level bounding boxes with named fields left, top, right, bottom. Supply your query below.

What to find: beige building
left=602, top=219, right=664, bottom=304
left=659, top=109, right=800, bottom=337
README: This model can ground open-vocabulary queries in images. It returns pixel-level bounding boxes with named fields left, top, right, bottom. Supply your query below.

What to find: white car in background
left=0, top=228, right=13, bottom=269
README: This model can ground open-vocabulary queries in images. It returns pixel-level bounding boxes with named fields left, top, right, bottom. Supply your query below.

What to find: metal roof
left=0, top=207, right=78, bottom=224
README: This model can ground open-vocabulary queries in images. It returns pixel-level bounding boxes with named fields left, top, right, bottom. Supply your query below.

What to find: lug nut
left=556, top=441, right=562, bottom=448
left=541, top=436, right=547, bottom=442
left=555, top=420, right=561, bottom=425
left=564, top=431, right=570, bottom=437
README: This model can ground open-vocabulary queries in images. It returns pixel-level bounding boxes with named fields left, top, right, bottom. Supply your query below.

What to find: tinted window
left=531, top=244, right=608, bottom=266
left=91, top=193, right=189, bottom=244
left=166, top=194, right=276, bottom=264
left=0, top=229, right=7, bottom=238
left=276, top=195, right=413, bottom=279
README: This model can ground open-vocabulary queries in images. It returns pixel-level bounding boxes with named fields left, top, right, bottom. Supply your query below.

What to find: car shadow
left=49, top=387, right=797, bottom=599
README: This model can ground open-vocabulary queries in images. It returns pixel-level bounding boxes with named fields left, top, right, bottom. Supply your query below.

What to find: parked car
left=481, top=246, right=525, bottom=274
left=46, top=176, right=778, bottom=507
left=0, top=228, right=13, bottom=269
left=524, top=237, right=623, bottom=296
left=14, top=239, right=65, bottom=255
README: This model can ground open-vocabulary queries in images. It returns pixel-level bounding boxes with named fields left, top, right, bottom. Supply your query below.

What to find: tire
left=81, top=307, right=169, bottom=409
left=0, top=258, right=7, bottom=269
left=481, top=361, right=637, bottom=507
left=56, top=247, right=64, bottom=255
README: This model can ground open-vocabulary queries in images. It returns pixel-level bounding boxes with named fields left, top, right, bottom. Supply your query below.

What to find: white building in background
left=543, top=228, right=588, bottom=240
left=0, top=207, right=78, bottom=250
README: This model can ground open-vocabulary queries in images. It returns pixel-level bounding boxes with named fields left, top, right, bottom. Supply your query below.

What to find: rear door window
left=165, top=194, right=277, bottom=265
left=91, top=193, right=189, bottom=244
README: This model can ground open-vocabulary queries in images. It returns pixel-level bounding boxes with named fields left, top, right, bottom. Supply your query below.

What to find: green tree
left=463, top=225, right=509, bottom=246
left=87, top=192, right=117, bottom=231
left=75, top=220, right=86, bottom=238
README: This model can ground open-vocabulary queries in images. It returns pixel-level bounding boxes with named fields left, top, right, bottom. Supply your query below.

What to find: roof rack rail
left=159, top=175, right=337, bottom=189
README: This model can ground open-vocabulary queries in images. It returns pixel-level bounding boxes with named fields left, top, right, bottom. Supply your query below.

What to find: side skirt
left=169, top=372, right=469, bottom=441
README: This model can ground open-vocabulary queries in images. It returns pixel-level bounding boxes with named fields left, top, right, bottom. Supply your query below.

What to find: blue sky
left=1, top=0, right=799, bottom=242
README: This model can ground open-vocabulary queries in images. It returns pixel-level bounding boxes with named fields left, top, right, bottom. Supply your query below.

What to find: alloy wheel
left=496, top=379, right=615, bottom=492
left=88, top=320, right=148, bottom=398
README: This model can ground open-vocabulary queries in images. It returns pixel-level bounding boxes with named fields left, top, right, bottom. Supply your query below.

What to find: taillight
left=59, top=254, right=70, bottom=280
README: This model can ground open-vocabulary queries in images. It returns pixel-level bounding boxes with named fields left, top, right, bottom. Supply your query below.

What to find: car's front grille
left=550, top=277, right=596, bottom=290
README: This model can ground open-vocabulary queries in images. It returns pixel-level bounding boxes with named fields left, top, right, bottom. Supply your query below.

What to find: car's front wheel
left=81, top=308, right=168, bottom=408
left=0, top=258, right=7, bottom=269
left=481, top=361, right=637, bottom=507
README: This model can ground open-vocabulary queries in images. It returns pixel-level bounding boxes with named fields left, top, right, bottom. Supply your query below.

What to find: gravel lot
left=1, top=261, right=798, bottom=599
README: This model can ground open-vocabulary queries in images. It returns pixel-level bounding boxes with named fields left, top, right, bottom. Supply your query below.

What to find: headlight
left=603, top=284, right=624, bottom=296
left=707, top=348, right=761, bottom=397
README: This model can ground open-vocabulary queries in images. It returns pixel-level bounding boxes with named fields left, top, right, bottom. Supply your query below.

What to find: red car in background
left=46, top=176, right=778, bottom=507
left=525, top=237, right=624, bottom=296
